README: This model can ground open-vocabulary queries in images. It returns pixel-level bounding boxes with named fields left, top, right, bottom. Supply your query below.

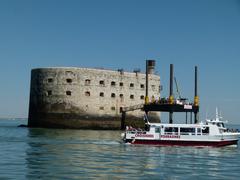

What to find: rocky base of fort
left=28, top=113, right=160, bottom=130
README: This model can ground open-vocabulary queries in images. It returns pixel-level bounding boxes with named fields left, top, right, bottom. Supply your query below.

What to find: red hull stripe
left=131, top=140, right=238, bottom=147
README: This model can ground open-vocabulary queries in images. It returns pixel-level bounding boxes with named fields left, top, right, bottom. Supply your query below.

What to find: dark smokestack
left=145, top=60, right=156, bottom=104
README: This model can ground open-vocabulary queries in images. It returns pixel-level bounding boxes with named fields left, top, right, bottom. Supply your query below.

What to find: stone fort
left=28, top=67, right=160, bottom=129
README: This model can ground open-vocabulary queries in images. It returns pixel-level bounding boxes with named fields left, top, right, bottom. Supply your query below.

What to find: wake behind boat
left=122, top=109, right=240, bottom=147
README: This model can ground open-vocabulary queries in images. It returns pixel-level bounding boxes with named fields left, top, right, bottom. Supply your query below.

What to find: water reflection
left=24, top=128, right=240, bottom=179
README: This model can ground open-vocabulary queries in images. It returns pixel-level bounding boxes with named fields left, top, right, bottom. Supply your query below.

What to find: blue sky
left=0, top=0, right=240, bottom=123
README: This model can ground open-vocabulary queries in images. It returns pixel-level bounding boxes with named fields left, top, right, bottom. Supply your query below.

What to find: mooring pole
left=194, top=66, right=199, bottom=123
left=169, top=64, right=174, bottom=124
left=186, top=112, right=188, bottom=124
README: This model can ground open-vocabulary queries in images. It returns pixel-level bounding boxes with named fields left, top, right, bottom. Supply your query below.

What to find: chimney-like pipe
left=145, top=60, right=156, bottom=104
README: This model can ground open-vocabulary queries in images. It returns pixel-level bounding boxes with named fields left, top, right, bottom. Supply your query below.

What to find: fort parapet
left=28, top=67, right=160, bottom=129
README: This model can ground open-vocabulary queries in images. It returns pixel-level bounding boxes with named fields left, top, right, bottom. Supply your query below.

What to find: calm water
left=0, top=119, right=240, bottom=180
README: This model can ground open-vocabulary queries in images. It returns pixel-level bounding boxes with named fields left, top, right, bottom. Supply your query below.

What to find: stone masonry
left=28, top=67, right=161, bottom=129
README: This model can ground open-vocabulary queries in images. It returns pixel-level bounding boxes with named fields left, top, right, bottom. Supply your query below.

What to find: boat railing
left=163, top=132, right=210, bottom=136
left=164, top=132, right=179, bottom=135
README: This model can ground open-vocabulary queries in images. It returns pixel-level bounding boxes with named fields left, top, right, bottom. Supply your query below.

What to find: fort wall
left=28, top=67, right=161, bottom=129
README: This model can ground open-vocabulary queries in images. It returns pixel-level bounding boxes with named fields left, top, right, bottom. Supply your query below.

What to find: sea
left=0, top=119, right=240, bottom=180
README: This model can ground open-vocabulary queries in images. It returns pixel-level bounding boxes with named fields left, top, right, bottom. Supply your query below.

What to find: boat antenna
left=205, top=107, right=209, bottom=120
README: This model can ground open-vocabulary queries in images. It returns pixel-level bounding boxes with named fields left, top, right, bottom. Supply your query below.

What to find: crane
left=174, top=77, right=182, bottom=99
left=174, top=77, right=187, bottom=103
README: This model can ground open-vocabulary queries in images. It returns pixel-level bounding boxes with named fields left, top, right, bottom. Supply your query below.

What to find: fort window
left=111, top=106, right=116, bottom=111
left=99, top=107, right=104, bottom=110
left=66, top=91, right=71, bottom=96
left=48, top=78, right=53, bottom=83
left=151, top=85, right=156, bottom=90
left=140, top=95, right=144, bottom=100
left=130, top=83, right=134, bottom=88
left=119, top=82, right=124, bottom=87
left=85, top=91, right=90, bottom=96
left=120, top=94, right=124, bottom=102
left=85, top=79, right=91, bottom=85
left=66, top=78, right=72, bottom=83
left=99, top=80, right=105, bottom=86
left=111, top=81, right=116, bottom=86
left=100, top=92, right=104, bottom=97
left=140, top=84, right=144, bottom=89
left=47, top=90, right=52, bottom=96
left=130, top=95, right=134, bottom=99
left=111, top=93, right=116, bottom=98
left=159, top=85, right=163, bottom=92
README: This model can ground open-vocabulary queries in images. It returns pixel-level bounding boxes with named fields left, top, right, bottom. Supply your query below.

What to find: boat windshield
left=217, top=123, right=225, bottom=128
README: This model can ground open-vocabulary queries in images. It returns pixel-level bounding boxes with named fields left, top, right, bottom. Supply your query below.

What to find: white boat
left=122, top=109, right=240, bottom=147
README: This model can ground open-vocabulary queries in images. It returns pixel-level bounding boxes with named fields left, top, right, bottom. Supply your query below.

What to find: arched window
left=66, top=78, right=72, bottom=83
left=100, top=92, right=104, bottom=97
left=47, top=90, right=52, bottom=96
left=111, top=106, right=116, bottom=111
left=130, top=95, right=134, bottom=99
left=66, top=91, right=71, bottom=96
left=119, top=82, right=124, bottom=87
left=85, top=91, right=90, bottom=96
left=111, top=93, right=116, bottom=98
left=48, top=78, right=53, bottom=83
left=140, top=84, right=144, bottom=89
left=111, top=81, right=116, bottom=86
left=130, top=83, right=134, bottom=88
left=140, top=95, right=144, bottom=100
left=85, top=79, right=91, bottom=85
left=99, top=80, right=105, bottom=86
left=151, top=85, right=156, bottom=90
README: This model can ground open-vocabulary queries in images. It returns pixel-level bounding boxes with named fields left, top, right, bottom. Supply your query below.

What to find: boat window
left=165, top=127, right=178, bottom=135
left=217, top=123, right=224, bottom=128
left=197, top=128, right=201, bottom=135
left=180, top=128, right=195, bottom=135
left=202, top=127, right=209, bottom=134
left=155, top=127, right=160, bottom=133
